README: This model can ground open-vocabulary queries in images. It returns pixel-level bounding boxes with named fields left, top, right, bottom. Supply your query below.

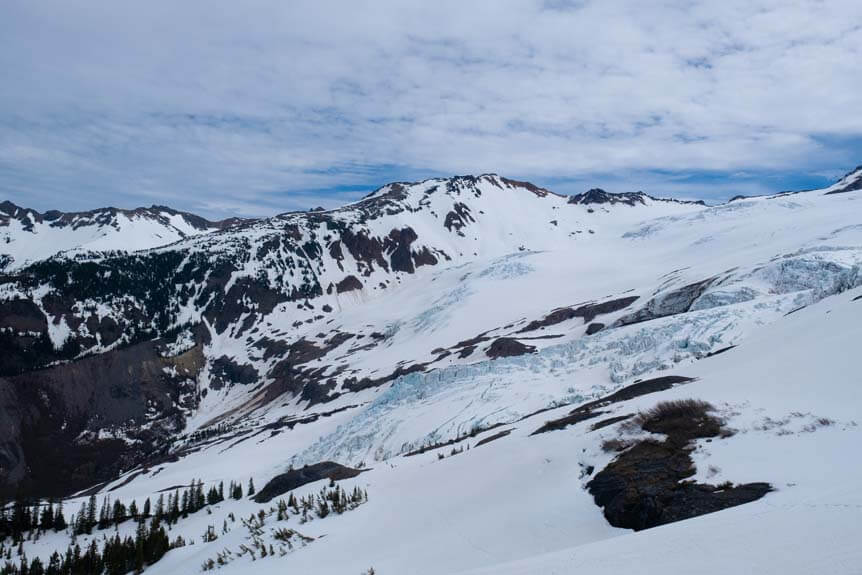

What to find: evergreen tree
left=73, top=502, right=87, bottom=536
left=38, top=502, right=53, bottom=532
left=52, top=500, right=66, bottom=532
left=168, top=490, right=180, bottom=524
left=134, top=519, right=146, bottom=572
left=85, top=495, right=97, bottom=534
left=97, top=497, right=110, bottom=530
left=195, top=480, right=205, bottom=510
left=111, top=499, right=127, bottom=525
left=180, top=491, right=189, bottom=518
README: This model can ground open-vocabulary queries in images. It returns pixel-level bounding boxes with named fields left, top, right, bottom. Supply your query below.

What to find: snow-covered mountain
left=0, top=201, right=241, bottom=272
left=0, top=168, right=861, bottom=575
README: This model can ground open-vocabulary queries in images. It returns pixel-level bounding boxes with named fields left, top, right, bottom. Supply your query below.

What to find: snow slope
left=0, top=201, right=234, bottom=271
left=458, top=288, right=862, bottom=575
left=77, top=282, right=862, bottom=575
left=3, top=169, right=862, bottom=574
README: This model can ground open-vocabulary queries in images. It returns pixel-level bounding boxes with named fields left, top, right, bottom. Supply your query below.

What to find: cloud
left=1, top=0, right=861, bottom=217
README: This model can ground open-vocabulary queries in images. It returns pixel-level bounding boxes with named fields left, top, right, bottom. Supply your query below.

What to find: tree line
left=0, top=476, right=257, bottom=575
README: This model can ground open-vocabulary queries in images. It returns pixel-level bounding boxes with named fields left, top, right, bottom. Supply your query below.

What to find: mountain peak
left=825, top=164, right=862, bottom=195
left=568, top=188, right=646, bottom=206
left=567, top=188, right=705, bottom=207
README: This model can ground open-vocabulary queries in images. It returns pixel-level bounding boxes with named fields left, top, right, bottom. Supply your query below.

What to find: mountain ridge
left=0, top=166, right=859, bottom=500
left=0, top=166, right=860, bottom=575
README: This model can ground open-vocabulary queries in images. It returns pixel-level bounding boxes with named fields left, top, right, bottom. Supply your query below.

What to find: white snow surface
left=0, top=205, right=220, bottom=270
left=5, top=173, right=862, bottom=574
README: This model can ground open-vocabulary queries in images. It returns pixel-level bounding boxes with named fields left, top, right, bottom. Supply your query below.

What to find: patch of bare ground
left=587, top=399, right=771, bottom=530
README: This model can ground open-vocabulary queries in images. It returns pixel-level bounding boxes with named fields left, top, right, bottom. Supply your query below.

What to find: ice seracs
left=0, top=168, right=860, bottom=574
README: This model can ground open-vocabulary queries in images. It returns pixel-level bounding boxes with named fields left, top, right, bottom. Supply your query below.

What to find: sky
left=1, top=0, right=861, bottom=219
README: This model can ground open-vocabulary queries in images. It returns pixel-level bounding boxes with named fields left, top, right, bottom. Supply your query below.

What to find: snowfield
left=0, top=202, right=229, bottom=271
left=3, top=170, right=862, bottom=574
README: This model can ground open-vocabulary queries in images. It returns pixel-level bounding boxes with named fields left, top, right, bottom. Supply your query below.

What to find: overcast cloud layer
left=1, top=0, right=861, bottom=217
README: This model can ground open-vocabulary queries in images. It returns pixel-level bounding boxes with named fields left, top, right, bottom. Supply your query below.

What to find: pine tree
left=154, top=494, right=164, bottom=522
left=47, top=551, right=61, bottom=575
left=85, top=495, right=97, bottom=534
left=52, top=500, right=66, bottom=532
left=180, top=491, right=189, bottom=518
left=98, top=496, right=110, bottom=530
left=247, top=478, right=255, bottom=497
left=169, top=490, right=180, bottom=524
left=112, top=499, right=127, bottom=525
left=39, top=502, right=53, bottom=531
left=134, top=519, right=146, bottom=572
left=73, top=502, right=86, bottom=536
left=198, top=480, right=206, bottom=509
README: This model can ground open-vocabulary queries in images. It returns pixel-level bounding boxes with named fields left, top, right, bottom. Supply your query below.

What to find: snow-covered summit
left=568, top=188, right=706, bottom=207
left=824, top=165, right=862, bottom=195
left=0, top=201, right=241, bottom=271
left=1, top=166, right=862, bottom=574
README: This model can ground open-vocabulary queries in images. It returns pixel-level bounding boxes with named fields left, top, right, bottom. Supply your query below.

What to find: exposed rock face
left=569, top=189, right=649, bottom=206
left=568, top=189, right=705, bottom=207
left=616, top=278, right=716, bottom=327
left=385, top=227, right=419, bottom=273
left=587, top=440, right=771, bottom=531
left=0, top=333, right=205, bottom=498
left=519, top=296, right=639, bottom=333
left=210, top=356, right=259, bottom=390
left=585, top=322, right=605, bottom=335
left=532, top=376, right=695, bottom=435
left=253, top=462, right=362, bottom=503
left=336, top=275, right=364, bottom=293
left=444, top=202, right=474, bottom=234
left=0, top=173, right=706, bottom=496
left=587, top=399, right=771, bottom=531
left=486, top=337, right=536, bottom=359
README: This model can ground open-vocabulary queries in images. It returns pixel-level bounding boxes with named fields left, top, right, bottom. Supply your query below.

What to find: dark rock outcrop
left=486, top=337, right=536, bottom=359
left=336, top=275, right=364, bottom=293
left=616, top=279, right=715, bottom=327
left=444, top=202, right=475, bottom=234
left=210, top=356, right=259, bottom=390
left=253, top=461, right=363, bottom=503
left=587, top=399, right=771, bottom=531
left=585, top=322, right=605, bottom=335
left=384, top=227, right=419, bottom=273
left=0, top=335, right=205, bottom=498
left=569, top=189, right=649, bottom=206
left=519, top=296, right=639, bottom=333
left=587, top=439, right=771, bottom=530
left=531, top=376, right=694, bottom=435
left=568, top=189, right=705, bottom=207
